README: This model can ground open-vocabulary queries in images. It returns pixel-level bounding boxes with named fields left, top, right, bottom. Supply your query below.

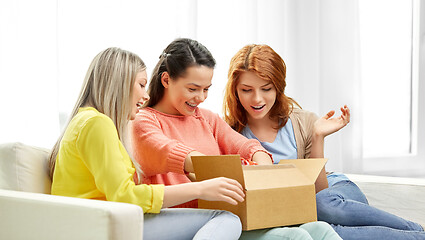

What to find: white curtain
left=0, top=0, right=362, bottom=172
left=249, top=1, right=363, bottom=173
left=0, top=0, right=60, bottom=148
left=3, top=0, right=422, bottom=175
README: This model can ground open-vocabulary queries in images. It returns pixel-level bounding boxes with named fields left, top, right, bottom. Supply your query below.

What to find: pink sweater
left=131, top=107, right=267, bottom=208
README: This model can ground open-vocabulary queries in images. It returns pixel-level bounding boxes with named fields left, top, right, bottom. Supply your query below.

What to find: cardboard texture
left=192, top=155, right=327, bottom=230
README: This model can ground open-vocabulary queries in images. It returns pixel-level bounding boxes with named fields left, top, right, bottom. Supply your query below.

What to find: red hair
left=223, top=44, right=300, bottom=132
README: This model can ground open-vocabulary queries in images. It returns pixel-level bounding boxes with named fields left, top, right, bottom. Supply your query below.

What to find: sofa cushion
left=0, top=189, right=144, bottom=240
left=0, top=142, right=51, bottom=193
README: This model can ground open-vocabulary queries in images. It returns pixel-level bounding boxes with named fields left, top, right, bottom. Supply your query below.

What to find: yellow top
left=51, top=107, right=164, bottom=213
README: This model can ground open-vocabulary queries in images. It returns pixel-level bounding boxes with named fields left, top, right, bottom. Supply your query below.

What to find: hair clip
left=160, top=52, right=169, bottom=59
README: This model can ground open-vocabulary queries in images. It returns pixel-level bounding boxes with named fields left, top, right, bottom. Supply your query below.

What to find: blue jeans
left=240, top=221, right=342, bottom=240
left=143, top=208, right=241, bottom=240
left=317, top=173, right=425, bottom=240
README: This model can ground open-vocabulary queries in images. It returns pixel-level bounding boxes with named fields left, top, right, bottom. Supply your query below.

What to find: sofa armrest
left=346, top=174, right=425, bottom=226
left=0, top=189, right=144, bottom=240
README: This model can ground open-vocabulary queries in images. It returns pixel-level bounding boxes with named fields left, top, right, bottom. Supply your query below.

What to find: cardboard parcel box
left=192, top=155, right=327, bottom=230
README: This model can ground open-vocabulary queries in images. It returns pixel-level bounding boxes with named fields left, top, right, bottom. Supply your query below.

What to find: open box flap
left=242, top=164, right=312, bottom=190
left=278, top=158, right=327, bottom=182
left=193, top=155, right=323, bottom=230
left=192, top=155, right=245, bottom=188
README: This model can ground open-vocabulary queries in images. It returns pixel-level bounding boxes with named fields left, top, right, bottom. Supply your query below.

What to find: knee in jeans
left=316, top=190, right=343, bottom=210
left=219, top=211, right=242, bottom=229
left=316, top=192, right=348, bottom=222
left=218, top=211, right=239, bottom=220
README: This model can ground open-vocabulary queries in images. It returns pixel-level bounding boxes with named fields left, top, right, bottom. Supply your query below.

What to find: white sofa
left=0, top=142, right=144, bottom=240
left=1, top=142, right=424, bottom=239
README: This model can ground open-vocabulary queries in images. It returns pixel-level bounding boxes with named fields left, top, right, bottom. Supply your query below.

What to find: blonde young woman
left=48, top=47, right=246, bottom=240
left=223, top=44, right=425, bottom=240
left=131, top=38, right=342, bottom=240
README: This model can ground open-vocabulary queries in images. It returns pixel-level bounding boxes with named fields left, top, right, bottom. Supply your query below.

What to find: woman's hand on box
left=197, top=177, right=245, bottom=205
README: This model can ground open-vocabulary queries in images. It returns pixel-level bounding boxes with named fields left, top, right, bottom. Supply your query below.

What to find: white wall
left=1, top=0, right=424, bottom=177
left=0, top=0, right=60, bottom=148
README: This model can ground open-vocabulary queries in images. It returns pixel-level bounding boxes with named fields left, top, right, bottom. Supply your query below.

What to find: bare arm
left=310, top=105, right=350, bottom=192
left=310, top=133, right=328, bottom=192
left=183, top=151, right=205, bottom=182
left=162, top=177, right=245, bottom=208
left=251, top=151, right=273, bottom=165
left=184, top=151, right=205, bottom=173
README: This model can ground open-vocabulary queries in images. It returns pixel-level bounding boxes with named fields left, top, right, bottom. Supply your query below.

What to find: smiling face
left=160, top=65, right=213, bottom=116
left=130, top=70, right=149, bottom=120
left=236, top=71, right=277, bottom=122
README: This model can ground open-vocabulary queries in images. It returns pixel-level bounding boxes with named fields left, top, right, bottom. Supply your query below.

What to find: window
left=359, top=0, right=416, bottom=158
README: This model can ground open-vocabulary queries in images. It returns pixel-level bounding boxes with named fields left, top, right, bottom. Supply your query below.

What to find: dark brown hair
left=146, top=38, right=216, bottom=107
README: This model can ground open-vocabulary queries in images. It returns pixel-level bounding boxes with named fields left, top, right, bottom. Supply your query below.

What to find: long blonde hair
left=48, top=47, right=146, bottom=178
left=223, top=44, right=300, bottom=132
